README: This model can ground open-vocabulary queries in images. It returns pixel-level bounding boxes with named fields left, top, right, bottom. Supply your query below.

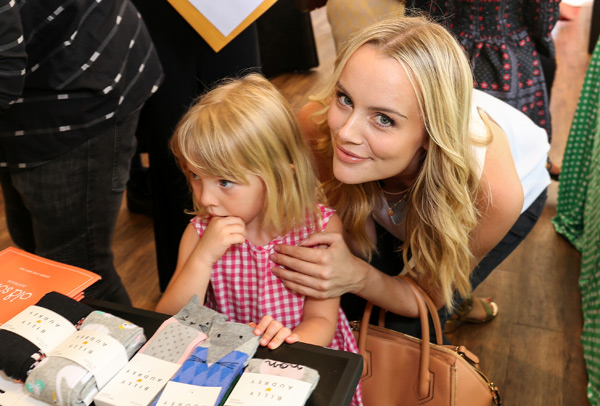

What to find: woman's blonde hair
left=312, top=15, right=483, bottom=308
left=170, top=73, right=320, bottom=236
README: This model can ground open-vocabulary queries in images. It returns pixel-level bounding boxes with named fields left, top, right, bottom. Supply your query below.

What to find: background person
left=130, top=0, right=261, bottom=293
left=0, top=0, right=163, bottom=304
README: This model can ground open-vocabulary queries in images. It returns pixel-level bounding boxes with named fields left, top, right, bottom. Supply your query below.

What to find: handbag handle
left=401, top=276, right=444, bottom=345
left=369, top=276, right=444, bottom=344
left=357, top=276, right=444, bottom=399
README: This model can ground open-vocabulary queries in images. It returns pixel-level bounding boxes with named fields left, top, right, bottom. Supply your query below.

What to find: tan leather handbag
left=352, top=276, right=502, bottom=406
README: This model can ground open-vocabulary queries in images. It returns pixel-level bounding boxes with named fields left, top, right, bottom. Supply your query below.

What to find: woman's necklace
left=385, top=197, right=405, bottom=217
left=377, top=181, right=409, bottom=218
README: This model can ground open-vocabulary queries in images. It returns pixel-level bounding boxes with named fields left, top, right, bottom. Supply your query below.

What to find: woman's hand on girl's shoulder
left=249, top=315, right=299, bottom=350
left=270, top=230, right=368, bottom=299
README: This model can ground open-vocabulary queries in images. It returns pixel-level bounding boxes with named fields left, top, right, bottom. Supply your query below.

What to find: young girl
left=154, top=73, right=362, bottom=404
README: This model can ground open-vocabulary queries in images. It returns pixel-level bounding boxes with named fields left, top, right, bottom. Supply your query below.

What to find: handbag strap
left=400, top=276, right=444, bottom=345
left=370, top=276, right=444, bottom=343
left=358, top=276, right=445, bottom=399
left=400, top=276, right=434, bottom=399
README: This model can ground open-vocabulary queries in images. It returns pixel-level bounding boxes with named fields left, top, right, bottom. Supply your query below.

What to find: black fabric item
left=0, top=291, right=93, bottom=381
left=341, top=221, right=405, bottom=323
left=341, top=222, right=450, bottom=344
left=539, top=53, right=557, bottom=100
left=131, top=0, right=261, bottom=291
left=256, top=0, right=319, bottom=78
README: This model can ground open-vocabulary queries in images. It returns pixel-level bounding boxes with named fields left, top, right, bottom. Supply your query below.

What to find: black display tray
left=83, top=298, right=362, bottom=406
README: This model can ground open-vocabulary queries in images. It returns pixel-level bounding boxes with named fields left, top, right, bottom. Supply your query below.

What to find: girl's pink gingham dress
left=191, top=204, right=363, bottom=405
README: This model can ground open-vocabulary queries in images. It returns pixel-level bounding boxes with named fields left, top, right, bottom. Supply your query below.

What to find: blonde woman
left=271, top=15, right=550, bottom=338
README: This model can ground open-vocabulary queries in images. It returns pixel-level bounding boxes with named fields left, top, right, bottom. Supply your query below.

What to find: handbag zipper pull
left=454, top=346, right=502, bottom=405
left=454, top=345, right=480, bottom=365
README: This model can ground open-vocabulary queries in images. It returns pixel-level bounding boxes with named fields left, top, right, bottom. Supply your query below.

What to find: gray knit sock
left=140, top=295, right=227, bottom=364
left=24, top=311, right=145, bottom=406
left=202, top=321, right=260, bottom=365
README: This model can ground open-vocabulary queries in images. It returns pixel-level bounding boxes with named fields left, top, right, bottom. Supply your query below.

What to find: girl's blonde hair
left=170, top=73, right=320, bottom=236
left=312, top=15, right=483, bottom=308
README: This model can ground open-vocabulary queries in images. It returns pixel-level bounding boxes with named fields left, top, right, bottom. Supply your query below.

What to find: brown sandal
left=444, top=297, right=499, bottom=334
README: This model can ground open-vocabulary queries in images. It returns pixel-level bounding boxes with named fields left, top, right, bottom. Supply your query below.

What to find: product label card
left=224, top=372, right=312, bottom=406
left=0, top=373, right=49, bottom=406
left=155, top=381, right=221, bottom=406
left=93, top=353, right=182, bottom=406
left=50, top=330, right=127, bottom=388
left=0, top=305, right=76, bottom=352
left=0, top=391, right=24, bottom=406
left=0, top=378, right=25, bottom=406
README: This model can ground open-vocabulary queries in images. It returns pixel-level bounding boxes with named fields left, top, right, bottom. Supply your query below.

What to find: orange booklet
left=0, top=247, right=101, bottom=325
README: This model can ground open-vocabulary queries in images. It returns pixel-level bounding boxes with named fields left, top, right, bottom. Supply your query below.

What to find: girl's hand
left=270, top=231, right=367, bottom=299
left=197, top=216, right=246, bottom=265
left=249, top=315, right=299, bottom=350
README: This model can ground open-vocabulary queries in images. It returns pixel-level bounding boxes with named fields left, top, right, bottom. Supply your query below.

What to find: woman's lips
left=335, top=145, right=368, bottom=163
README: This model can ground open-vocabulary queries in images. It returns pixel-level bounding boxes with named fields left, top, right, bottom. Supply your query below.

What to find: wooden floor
left=0, top=4, right=594, bottom=405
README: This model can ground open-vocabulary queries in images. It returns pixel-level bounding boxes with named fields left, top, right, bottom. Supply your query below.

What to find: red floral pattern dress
left=409, top=0, right=560, bottom=139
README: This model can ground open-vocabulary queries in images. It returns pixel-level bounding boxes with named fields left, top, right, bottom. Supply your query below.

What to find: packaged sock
left=0, top=291, right=93, bottom=381
left=154, top=320, right=259, bottom=406
left=94, top=295, right=227, bottom=406
left=224, top=358, right=321, bottom=406
left=138, top=295, right=227, bottom=364
left=245, top=358, right=362, bottom=405
left=24, top=311, right=145, bottom=406
left=245, top=358, right=320, bottom=391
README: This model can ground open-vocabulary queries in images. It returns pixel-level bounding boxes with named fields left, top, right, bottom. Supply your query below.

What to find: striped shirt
left=0, top=0, right=163, bottom=167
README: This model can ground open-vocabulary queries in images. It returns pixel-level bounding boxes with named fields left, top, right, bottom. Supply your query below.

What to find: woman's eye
left=375, top=114, right=394, bottom=127
left=190, top=173, right=200, bottom=180
left=336, top=91, right=353, bottom=107
left=219, top=180, right=235, bottom=188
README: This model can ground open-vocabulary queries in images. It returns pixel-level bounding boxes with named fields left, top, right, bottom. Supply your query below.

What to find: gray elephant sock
left=24, top=311, right=145, bottom=406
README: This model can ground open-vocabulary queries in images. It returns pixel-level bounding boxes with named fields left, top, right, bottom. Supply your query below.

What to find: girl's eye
left=336, top=91, right=353, bottom=107
left=219, top=179, right=235, bottom=188
left=375, top=114, right=394, bottom=127
left=190, top=172, right=200, bottom=180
